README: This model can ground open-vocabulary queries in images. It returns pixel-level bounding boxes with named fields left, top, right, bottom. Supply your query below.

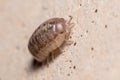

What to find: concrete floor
left=0, top=0, right=120, bottom=80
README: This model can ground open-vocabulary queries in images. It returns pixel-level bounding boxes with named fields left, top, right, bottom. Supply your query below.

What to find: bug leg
left=65, top=16, right=75, bottom=45
left=65, top=17, right=74, bottom=46
left=66, top=23, right=75, bottom=33
left=66, top=16, right=75, bottom=33
left=50, top=49, right=60, bottom=62
left=49, top=52, right=54, bottom=62
left=41, top=62, right=44, bottom=66
left=51, top=52, right=54, bottom=62
left=46, top=58, right=49, bottom=67
left=65, top=40, right=74, bottom=45
left=67, top=16, right=73, bottom=24
left=65, top=23, right=74, bottom=40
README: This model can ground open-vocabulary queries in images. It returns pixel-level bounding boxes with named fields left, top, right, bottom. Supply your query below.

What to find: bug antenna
left=68, top=15, right=73, bottom=24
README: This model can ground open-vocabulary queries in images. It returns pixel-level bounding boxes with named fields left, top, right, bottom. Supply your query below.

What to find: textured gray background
left=0, top=0, right=120, bottom=80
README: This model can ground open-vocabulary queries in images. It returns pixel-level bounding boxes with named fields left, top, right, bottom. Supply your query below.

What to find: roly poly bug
left=28, top=16, right=74, bottom=62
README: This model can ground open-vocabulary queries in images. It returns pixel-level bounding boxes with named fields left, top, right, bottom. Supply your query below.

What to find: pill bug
left=28, top=16, right=74, bottom=63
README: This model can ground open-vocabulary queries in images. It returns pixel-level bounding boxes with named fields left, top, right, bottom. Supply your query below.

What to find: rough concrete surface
left=0, top=0, right=120, bottom=80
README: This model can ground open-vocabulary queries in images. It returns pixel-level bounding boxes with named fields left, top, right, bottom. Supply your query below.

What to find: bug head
left=46, top=18, right=66, bottom=34
left=43, top=17, right=73, bottom=34
left=51, top=16, right=73, bottom=34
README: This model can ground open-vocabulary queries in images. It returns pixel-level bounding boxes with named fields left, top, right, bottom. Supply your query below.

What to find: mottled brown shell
left=28, top=17, right=73, bottom=62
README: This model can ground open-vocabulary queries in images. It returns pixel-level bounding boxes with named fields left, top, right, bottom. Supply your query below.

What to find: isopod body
left=28, top=16, right=73, bottom=62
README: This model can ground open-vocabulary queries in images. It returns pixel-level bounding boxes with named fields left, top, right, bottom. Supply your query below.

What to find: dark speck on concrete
left=69, top=66, right=72, bottom=69
left=69, top=60, right=72, bottom=63
left=91, top=20, right=95, bottom=23
left=73, top=66, right=76, bottom=69
left=80, top=35, right=83, bottom=37
left=80, top=4, right=82, bottom=6
left=86, top=30, right=88, bottom=33
left=74, top=42, right=76, bottom=46
left=67, top=73, right=70, bottom=76
left=91, top=55, right=94, bottom=58
left=16, top=45, right=20, bottom=50
left=105, top=25, right=108, bottom=28
left=91, top=47, right=94, bottom=51
left=95, top=9, right=98, bottom=13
